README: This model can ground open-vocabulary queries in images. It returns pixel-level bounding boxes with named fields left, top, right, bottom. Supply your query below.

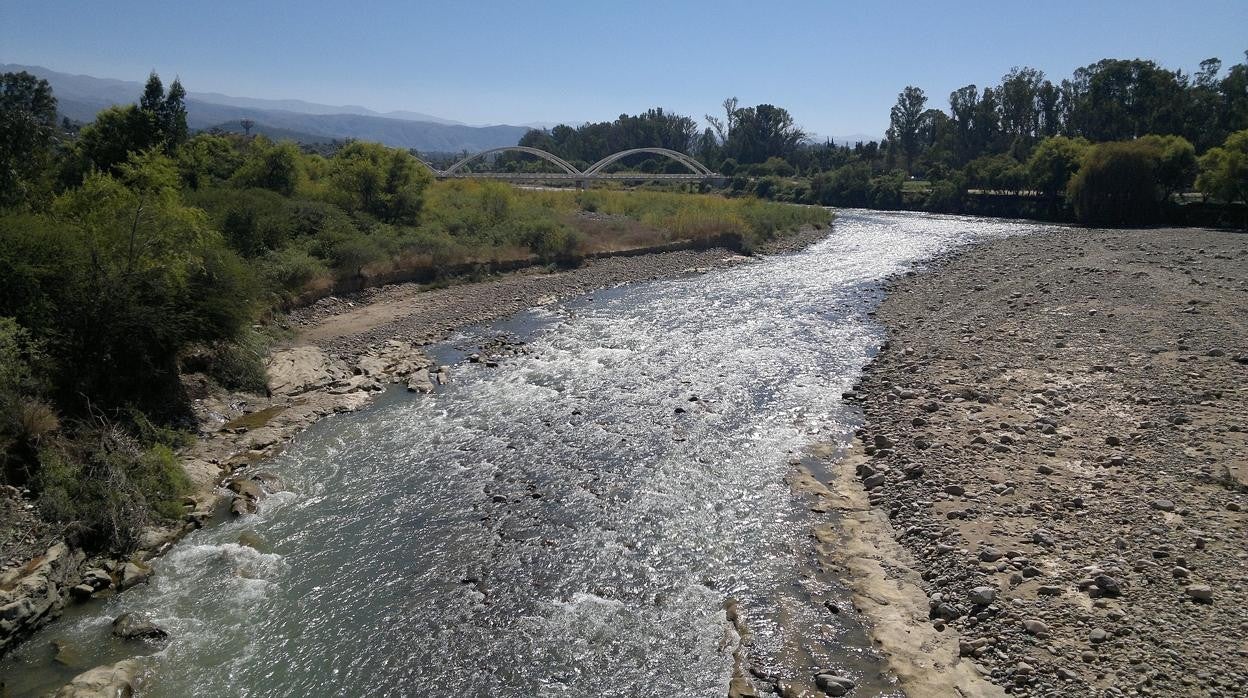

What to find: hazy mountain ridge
left=3, top=63, right=528, bottom=152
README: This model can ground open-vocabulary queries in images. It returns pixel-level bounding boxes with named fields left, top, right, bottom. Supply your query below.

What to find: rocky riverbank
left=833, top=226, right=1247, bottom=696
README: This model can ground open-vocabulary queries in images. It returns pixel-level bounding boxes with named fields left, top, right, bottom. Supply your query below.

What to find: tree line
left=518, top=53, right=1247, bottom=225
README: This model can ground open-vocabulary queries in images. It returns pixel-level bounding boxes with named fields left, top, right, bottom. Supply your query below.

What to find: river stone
left=1185, top=584, right=1213, bottom=602
left=406, top=368, right=435, bottom=393
left=978, top=547, right=1003, bottom=562
left=968, top=586, right=997, bottom=606
left=814, top=673, right=855, bottom=696
left=1023, top=619, right=1050, bottom=637
left=117, top=562, right=152, bottom=590
left=54, top=659, right=141, bottom=697
left=111, top=612, right=168, bottom=641
left=1093, top=574, right=1122, bottom=596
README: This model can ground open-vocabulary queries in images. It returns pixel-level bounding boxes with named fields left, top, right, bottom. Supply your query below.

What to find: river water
left=1, top=211, right=1043, bottom=697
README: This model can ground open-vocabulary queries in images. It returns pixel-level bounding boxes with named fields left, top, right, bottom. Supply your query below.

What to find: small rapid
left=1, top=211, right=1054, bottom=697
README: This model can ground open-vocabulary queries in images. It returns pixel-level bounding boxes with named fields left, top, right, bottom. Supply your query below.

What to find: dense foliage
left=0, top=72, right=826, bottom=551
left=519, top=53, right=1248, bottom=225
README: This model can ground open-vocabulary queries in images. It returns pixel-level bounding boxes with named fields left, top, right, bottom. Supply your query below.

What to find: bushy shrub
left=869, top=171, right=906, bottom=209
left=323, top=141, right=432, bottom=224
left=258, top=246, right=331, bottom=298
left=205, top=329, right=269, bottom=393
left=35, top=428, right=191, bottom=551
left=231, top=138, right=305, bottom=196
left=1068, top=141, right=1161, bottom=225
left=924, top=179, right=965, bottom=212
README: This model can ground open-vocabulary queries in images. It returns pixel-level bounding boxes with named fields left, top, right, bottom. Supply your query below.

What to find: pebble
left=1094, top=575, right=1122, bottom=597
left=979, top=548, right=1003, bottom=562
left=814, top=673, right=855, bottom=696
left=1023, top=619, right=1050, bottom=637
left=969, top=586, right=997, bottom=606
left=1185, top=585, right=1213, bottom=603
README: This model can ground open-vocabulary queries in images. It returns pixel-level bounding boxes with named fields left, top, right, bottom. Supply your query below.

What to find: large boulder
left=54, top=659, right=141, bottom=697
left=0, top=542, right=85, bottom=654
left=117, top=561, right=152, bottom=591
left=111, top=612, right=169, bottom=641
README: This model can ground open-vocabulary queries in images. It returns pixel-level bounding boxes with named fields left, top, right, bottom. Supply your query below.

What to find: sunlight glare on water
left=0, top=211, right=1056, bottom=697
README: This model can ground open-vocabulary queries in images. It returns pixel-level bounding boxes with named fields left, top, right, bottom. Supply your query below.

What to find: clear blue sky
left=3, top=0, right=1245, bottom=138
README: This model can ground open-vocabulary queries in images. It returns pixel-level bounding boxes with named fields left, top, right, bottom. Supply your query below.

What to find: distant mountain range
left=3, top=63, right=532, bottom=153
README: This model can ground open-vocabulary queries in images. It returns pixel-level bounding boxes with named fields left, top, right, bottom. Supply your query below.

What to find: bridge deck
left=437, top=172, right=723, bottom=182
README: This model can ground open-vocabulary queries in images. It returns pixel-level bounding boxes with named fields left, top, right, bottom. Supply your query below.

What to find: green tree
left=948, top=84, right=980, bottom=164
left=1137, top=134, right=1196, bottom=200
left=326, top=141, right=433, bottom=223
left=175, top=132, right=245, bottom=189
left=724, top=104, right=806, bottom=164
left=1067, top=140, right=1161, bottom=225
left=998, top=67, right=1044, bottom=149
left=231, top=138, right=305, bottom=196
left=1, top=150, right=256, bottom=414
left=160, top=78, right=189, bottom=148
left=966, top=153, right=1027, bottom=193
left=1196, top=129, right=1248, bottom=211
left=76, top=105, right=159, bottom=175
left=1026, top=136, right=1089, bottom=199
left=0, top=71, right=59, bottom=209
left=75, top=72, right=190, bottom=178
left=888, top=86, right=927, bottom=173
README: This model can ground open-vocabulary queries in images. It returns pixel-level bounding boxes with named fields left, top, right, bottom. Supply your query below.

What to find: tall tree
left=724, top=103, right=806, bottom=164
left=0, top=71, right=58, bottom=208
left=949, top=85, right=979, bottom=164
left=161, top=78, right=188, bottom=148
left=139, top=72, right=164, bottom=114
left=887, top=86, right=927, bottom=173
left=998, top=67, right=1045, bottom=151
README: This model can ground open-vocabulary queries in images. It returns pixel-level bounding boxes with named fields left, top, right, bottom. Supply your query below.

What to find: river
left=1, top=211, right=1046, bottom=697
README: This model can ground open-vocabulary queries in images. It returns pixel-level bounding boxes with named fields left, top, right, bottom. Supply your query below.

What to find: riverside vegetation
left=0, top=71, right=828, bottom=566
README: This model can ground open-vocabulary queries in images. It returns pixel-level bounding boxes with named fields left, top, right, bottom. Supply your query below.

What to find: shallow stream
left=1, top=211, right=1048, bottom=697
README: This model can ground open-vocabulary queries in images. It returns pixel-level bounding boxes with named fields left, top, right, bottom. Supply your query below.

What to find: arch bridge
left=419, top=147, right=724, bottom=185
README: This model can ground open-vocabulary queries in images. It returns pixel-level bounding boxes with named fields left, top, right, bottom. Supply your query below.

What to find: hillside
left=4, top=63, right=529, bottom=152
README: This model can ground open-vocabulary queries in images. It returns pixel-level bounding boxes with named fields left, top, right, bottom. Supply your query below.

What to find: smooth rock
left=1150, top=498, right=1176, bottom=512
left=968, top=586, right=997, bottom=606
left=111, top=612, right=169, bottom=641
left=814, top=673, right=855, bottom=696
left=54, top=659, right=141, bottom=697
left=1185, top=584, right=1213, bottom=602
left=1023, top=619, right=1050, bottom=637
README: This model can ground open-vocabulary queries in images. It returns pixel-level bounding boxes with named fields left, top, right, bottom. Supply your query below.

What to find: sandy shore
left=835, top=226, right=1247, bottom=696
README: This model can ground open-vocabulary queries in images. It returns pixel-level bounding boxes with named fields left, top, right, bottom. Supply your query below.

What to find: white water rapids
left=1, top=211, right=1056, bottom=697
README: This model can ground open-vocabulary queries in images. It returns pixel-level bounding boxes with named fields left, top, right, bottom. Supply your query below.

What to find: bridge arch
left=584, top=148, right=713, bottom=176
left=442, top=146, right=581, bottom=176
left=413, top=157, right=441, bottom=175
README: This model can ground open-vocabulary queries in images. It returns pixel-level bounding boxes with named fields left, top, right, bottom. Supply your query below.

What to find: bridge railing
left=418, top=146, right=722, bottom=182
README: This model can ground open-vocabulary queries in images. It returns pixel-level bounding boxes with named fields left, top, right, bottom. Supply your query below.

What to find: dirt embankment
left=835, top=227, right=1247, bottom=696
